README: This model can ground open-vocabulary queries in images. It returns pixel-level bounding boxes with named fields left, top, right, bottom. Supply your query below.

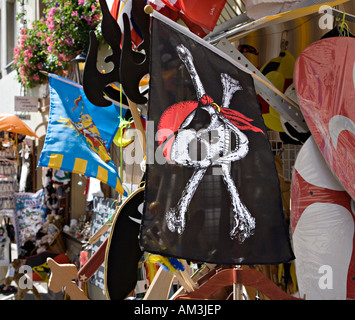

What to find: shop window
left=6, top=0, right=16, bottom=70
left=38, top=0, right=45, bottom=17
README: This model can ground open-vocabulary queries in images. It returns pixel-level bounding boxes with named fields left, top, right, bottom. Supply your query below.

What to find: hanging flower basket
left=13, top=0, right=102, bottom=88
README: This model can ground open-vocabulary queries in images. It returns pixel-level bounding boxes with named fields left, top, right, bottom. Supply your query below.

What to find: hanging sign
left=14, top=96, right=38, bottom=112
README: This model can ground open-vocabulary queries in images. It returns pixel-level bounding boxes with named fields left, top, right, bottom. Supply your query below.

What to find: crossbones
left=165, top=44, right=257, bottom=243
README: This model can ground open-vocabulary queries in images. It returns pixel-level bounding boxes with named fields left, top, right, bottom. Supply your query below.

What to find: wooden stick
left=146, top=6, right=300, bottom=113
left=88, top=223, right=111, bottom=245
left=175, top=271, right=195, bottom=293
left=251, top=71, right=300, bottom=110
left=176, top=270, right=198, bottom=292
left=127, top=98, right=146, bottom=157
left=170, top=263, right=216, bottom=299
left=143, top=266, right=174, bottom=300
left=88, top=206, right=119, bottom=245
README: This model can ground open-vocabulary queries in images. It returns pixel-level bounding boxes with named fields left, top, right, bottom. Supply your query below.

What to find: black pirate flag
left=140, top=14, right=295, bottom=265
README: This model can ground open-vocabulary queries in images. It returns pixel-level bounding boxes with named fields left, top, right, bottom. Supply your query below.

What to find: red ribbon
left=200, top=94, right=264, bottom=134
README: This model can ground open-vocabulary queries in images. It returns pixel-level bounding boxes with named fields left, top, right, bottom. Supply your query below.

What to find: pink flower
left=48, top=7, right=57, bottom=17
left=24, top=49, right=33, bottom=58
left=48, top=22, right=55, bottom=31
left=65, top=37, right=73, bottom=46
left=46, top=37, right=54, bottom=45
left=91, top=4, right=96, bottom=11
left=37, top=63, right=43, bottom=70
left=71, top=11, right=78, bottom=17
left=33, top=74, right=40, bottom=81
left=19, top=40, right=25, bottom=50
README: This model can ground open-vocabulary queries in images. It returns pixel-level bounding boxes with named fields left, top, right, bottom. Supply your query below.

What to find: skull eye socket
left=182, top=107, right=211, bottom=131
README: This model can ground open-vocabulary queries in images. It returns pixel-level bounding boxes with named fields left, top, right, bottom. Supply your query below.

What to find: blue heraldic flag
left=38, top=74, right=127, bottom=196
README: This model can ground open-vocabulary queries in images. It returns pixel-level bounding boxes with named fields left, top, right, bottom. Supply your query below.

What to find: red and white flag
left=110, top=0, right=143, bottom=49
left=148, top=0, right=227, bottom=37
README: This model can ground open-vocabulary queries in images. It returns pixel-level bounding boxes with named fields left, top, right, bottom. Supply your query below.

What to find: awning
left=0, top=112, right=40, bottom=139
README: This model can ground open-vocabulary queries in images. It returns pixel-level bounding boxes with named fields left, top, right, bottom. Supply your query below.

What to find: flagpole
left=42, top=71, right=83, bottom=89
left=127, top=98, right=146, bottom=158
left=144, top=5, right=300, bottom=111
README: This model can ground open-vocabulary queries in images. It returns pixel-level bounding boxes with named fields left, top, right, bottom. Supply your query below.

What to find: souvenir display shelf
left=0, top=134, right=18, bottom=214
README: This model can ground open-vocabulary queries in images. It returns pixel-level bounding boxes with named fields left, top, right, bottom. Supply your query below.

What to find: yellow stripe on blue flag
left=115, top=177, right=125, bottom=195
left=49, top=154, right=64, bottom=170
left=97, top=166, right=108, bottom=184
left=73, top=158, right=88, bottom=175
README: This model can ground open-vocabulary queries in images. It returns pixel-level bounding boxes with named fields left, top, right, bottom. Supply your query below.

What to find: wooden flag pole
left=127, top=98, right=146, bottom=158
left=144, top=5, right=304, bottom=123
left=143, top=266, right=174, bottom=300
left=87, top=204, right=119, bottom=245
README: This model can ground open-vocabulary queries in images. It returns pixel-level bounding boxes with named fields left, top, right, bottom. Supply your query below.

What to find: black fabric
left=321, top=25, right=355, bottom=39
left=139, top=17, right=295, bottom=265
